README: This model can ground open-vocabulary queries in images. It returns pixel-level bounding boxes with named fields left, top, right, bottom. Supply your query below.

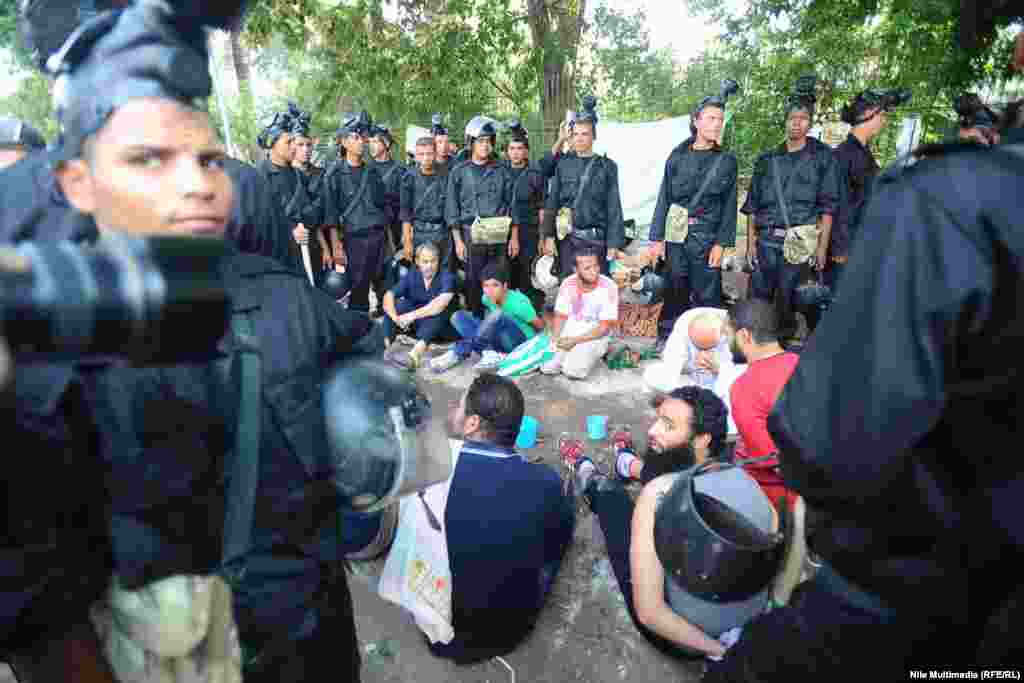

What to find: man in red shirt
left=725, top=298, right=799, bottom=508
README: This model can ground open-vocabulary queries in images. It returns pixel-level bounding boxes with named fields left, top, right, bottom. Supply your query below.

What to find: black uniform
left=650, top=140, right=738, bottom=335
left=256, top=158, right=325, bottom=286
left=503, top=160, right=547, bottom=307
left=830, top=133, right=879, bottom=292
left=445, top=159, right=521, bottom=316
left=706, top=143, right=1024, bottom=680
left=372, top=158, right=406, bottom=250
left=323, top=160, right=389, bottom=313
left=399, top=165, right=450, bottom=268
left=543, top=151, right=625, bottom=277
left=0, top=150, right=96, bottom=243
left=741, top=137, right=839, bottom=330
left=223, top=157, right=304, bottom=271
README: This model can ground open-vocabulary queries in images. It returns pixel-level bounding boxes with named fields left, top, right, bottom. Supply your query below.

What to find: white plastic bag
left=377, top=445, right=461, bottom=644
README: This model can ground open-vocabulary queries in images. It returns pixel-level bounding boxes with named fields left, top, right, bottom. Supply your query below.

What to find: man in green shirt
left=432, top=263, right=546, bottom=373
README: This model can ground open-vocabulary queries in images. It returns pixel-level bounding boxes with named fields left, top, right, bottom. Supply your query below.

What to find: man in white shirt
left=643, top=308, right=743, bottom=435
left=541, top=248, right=619, bottom=379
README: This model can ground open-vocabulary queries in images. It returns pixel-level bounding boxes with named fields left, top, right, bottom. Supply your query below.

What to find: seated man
left=560, top=387, right=778, bottom=661
left=726, top=298, right=801, bottom=508
left=382, top=242, right=458, bottom=368
left=540, top=247, right=618, bottom=379
left=436, top=375, right=575, bottom=663
left=431, top=263, right=545, bottom=373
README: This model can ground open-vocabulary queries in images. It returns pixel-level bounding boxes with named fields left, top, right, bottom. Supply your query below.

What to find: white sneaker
left=430, top=349, right=464, bottom=373
left=474, top=350, right=506, bottom=372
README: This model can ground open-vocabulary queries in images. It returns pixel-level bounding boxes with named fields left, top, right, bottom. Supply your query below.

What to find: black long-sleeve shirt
left=767, top=143, right=1024, bottom=643
left=831, top=133, right=880, bottom=259
left=225, top=158, right=303, bottom=271
left=323, top=161, right=388, bottom=235
left=649, top=140, right=738, bottom=246
left=399, top=167, right=448, bottom=225
left=445, top=160, right=523, bottom=230
left=543, top=152, right=625, bottom=248
left=741, top=137, right=840, bottom=228
left=372, top=158, right=405, bottom=225
left=503, top=161, right=546, bottom=230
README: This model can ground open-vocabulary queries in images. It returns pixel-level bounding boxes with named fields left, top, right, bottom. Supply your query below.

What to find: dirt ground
left=350, top=352, right=707, bottom=683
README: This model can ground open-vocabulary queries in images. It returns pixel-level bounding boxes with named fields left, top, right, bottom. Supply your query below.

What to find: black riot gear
left=338, top=110, right=372, bottom=138
left=841, top=88, right=912, bottom=126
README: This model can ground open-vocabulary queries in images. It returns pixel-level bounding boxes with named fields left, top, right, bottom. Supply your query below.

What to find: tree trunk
left=527, top=0, right=588, bottom=146
left=227, top=26, right=259, bottom=162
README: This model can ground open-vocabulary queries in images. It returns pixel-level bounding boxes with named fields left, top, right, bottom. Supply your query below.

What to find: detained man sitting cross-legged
left=382, top=242, right=459, bottom=368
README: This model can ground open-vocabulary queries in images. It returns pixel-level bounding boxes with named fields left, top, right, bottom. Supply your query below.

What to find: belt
left=413, top=221, right=446, bottom=233
left=572, top=227, right=606, bottom=241
left=345, top=225, right=385, bottom=238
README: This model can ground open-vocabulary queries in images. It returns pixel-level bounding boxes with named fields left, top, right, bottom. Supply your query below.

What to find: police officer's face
left=695, top=107, right=725, bottom=143
left=416, top=249, right=439, bottom=279
left=647, top=398, right=697, bottom=456
left=435, top=134, right=449, bottom=157
left=507, top=141, right=529, bottom=165
left=369, top=136, right=389, bottom=158
left=57, top=98, right=232, bottom=238
left=0, top=146, right=27, bottom=171
left=786, top=110, right=811, bottom=140
left=416, top=143, right=436, bottom=170
left=271, top=132, right=294, bottom=162
left=472, top=137, right=493, bottom=161
left=573, top=122, right=595, bottom=153
left=292, top=136, right=313, bottom=164
left=344, top=133, right=367, bottom=157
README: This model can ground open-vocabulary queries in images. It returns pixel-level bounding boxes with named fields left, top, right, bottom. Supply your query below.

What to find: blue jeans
left=451, top=310, right=528, bottom=358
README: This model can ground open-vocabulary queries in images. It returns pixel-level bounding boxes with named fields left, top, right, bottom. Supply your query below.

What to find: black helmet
left=430, top=112, right=448, bottom=136
left=464, top=115, right=498, bottom=146
left=629, top=261, right=668, bottom=305
left=338, top=110, right=372, bottom=138
left=287, top=102, right=312, bottom=137
left=693, top=78, right=740, bottom=118
left=954, top=93, right=999, bottom=130
left=505, top=117, right=529, bottom=145
left=369, top=124, right=394, bottom=147
left=382, top=253, right=411, bottom=292
left=784, top=75, right=818, bottom=119
left=257, top=110, right=293, bottom=150
left=841, top=88, right=911, bottom=126
left=321, top=267, right=351, bottom=300
left=0, top=116, right=46, bottom=151
left=793, top=269, right=832, bottom=311
left=654, top=462, right=784, bottom=603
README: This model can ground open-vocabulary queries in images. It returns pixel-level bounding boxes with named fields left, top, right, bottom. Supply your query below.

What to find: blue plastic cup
left=516, top=416, right=539, bottom=449
left=587, top=415, right=608, bottom=440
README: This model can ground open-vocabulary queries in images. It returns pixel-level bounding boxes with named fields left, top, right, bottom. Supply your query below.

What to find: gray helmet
left=0, top=116, right=46, bottom=151
left=654, top=462, right=784, bottom=603
left=464, top=115, right=498, bottom=146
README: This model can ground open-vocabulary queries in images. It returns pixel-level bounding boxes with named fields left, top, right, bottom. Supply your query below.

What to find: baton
left=300, top=242, right=315, bottom=287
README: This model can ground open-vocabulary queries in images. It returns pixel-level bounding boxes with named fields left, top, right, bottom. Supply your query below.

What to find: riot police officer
left=501, top=119, right=547, bottom=309
left=741, top=76, right=840, bottom=334
left=649, top=80, right=739, bottom=346
left=323, top=111, right=390, bottom=313
left=3, top=3, right=384, bottom=680
left=542, top=96, right=625, bottom=277
left=0, top=116, right=46, bottom=171
left=831, top=88, right=908, bottom=293
left=287, top=103, right=333, bottom=284
left=400, top=135, right=451, bottom=268
left=445, top=116, right=523, bottom=316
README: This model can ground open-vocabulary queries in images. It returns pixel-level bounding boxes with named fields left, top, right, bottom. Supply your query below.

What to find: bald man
left=643, top=307, right=744, bottom=436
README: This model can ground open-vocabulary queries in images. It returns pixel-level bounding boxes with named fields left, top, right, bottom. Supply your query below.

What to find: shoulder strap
left=413, top=173, right=441, bottom=217
left=771, top=156, right=792, bottom=229
left=572, top=156, right=599, bottom=213
left=381, top=163, right=401, bottom=186
left=686, top=152, right=727, bottom=212
left=221, top=312, right=262, bottom=576
left=462, top=163, right=481, bottom=217
left=340, top=165, right=372, bottom=225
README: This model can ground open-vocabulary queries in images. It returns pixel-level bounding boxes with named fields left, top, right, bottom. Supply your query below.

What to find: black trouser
left=345, top=229, right=388, bottom=313
left=586, top=479, right=702, bottom=661
left=462, top=227, right=508, bottom=318
left=703, top=562, right=939, bottom=682
left=510, top=225, right=544, bottom=309
left=749, top=236, right=821, bottom=333
left=559, top=233, right=610, bottom=278
left=657, top=230, right=723, bottom=338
